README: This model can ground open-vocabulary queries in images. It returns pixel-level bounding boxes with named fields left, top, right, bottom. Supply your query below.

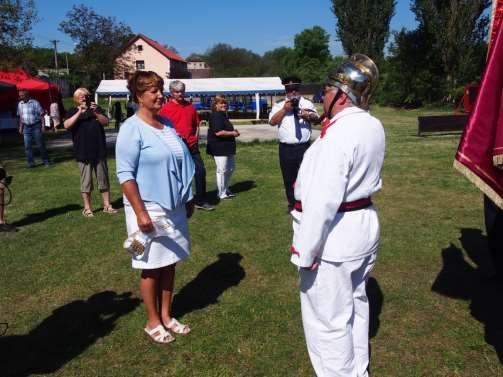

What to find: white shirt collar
left=330, top=106, right=367, bottom=123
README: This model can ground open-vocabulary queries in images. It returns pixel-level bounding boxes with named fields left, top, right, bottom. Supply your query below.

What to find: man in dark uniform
left=269, top=76, right=319, bottom=212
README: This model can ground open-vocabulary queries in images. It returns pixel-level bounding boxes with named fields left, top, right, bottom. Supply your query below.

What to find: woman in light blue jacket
left=116, top=71, right=194, bottom=344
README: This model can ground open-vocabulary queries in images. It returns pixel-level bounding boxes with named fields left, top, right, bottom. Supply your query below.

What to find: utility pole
left=50, top=40, right=60, bottom=76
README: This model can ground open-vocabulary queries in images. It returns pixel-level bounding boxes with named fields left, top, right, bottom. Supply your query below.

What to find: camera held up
left=290, top=96, right=300, bottom=115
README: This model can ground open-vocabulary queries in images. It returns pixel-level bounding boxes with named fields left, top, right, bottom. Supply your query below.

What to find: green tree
left=294, top=26, right=331, bottom=63
left=325, top=55, right=346, bottom=78
left=331, top=0, right=395, bottom=61
left=186, top=53, right=205, bottom=61
left=59, top=4, right=133, bottom=89
left=411, top=0, right=490, bottom=100
left=379, top=27, right=445, bottom=106
left=204, top=43, right=263, bottom=77
left=261, top=47, right=296, bottom=77
left=0, top=0, right=38, bottom=68
left=20, top=47, right=54, bottom=68
left=293, top=26, right=332, bottom=82
left=16, top=46, right=58, bottom=75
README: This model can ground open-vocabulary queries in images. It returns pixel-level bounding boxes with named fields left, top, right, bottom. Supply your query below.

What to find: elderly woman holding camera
left=64, top=88, right=117, bottom=217
left=116, top=71, right=195, bottom=344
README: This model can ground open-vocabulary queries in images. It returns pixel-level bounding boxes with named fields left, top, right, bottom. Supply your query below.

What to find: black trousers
left=279, top=142, right=310, bottom=210
left=189, top=145, right=207, bottom=203
left=484, top=195, right=503, bottom=277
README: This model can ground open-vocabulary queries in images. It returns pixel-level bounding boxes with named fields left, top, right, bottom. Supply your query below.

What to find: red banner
left=453, top=23, right=503, bottom=208
left=488, top=0, right=503, bottom=56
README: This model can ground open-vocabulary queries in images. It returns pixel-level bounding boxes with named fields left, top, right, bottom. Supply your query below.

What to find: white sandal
left=144, top=324, right=175, bottom=344
left=166, top=318, right=191, bottom=335
left=103, top=206, right=118, bottom=214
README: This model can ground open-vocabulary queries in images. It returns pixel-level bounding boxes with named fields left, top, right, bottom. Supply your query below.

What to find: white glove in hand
left=123, top=217, right=174, bottom=259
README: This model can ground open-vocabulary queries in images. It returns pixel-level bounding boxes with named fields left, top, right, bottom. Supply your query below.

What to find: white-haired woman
left=64, top=88, right=117, bottom=217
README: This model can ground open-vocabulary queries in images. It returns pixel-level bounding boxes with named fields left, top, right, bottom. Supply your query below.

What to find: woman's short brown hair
left=127, top=71, right=164, bottom=103
left=211, top=96, right=227, bottom=112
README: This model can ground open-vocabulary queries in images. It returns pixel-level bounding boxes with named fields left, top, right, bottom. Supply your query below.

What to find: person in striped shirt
left=17, top=90, right=50, bottom=167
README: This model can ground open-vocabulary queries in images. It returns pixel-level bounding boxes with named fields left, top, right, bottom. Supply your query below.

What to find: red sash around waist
left=293, top=197, right=372, bottom=213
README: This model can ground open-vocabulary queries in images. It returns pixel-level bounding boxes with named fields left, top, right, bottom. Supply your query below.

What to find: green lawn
left=1, top=106, right=502, bottom=376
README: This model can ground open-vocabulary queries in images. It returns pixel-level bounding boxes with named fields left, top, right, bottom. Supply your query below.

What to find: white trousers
left=299, top=253, right=377, bottom=377
left=214, top=155, right=235, bottom=198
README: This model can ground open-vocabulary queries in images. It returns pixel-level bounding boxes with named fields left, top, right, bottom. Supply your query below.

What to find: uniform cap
left=282, top=75, right=302, bottom=86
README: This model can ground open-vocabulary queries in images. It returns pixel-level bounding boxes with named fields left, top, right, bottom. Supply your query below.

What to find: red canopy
left=0, top=68, right=60, bottom=111
left=0, top=68, right=31, bottom=83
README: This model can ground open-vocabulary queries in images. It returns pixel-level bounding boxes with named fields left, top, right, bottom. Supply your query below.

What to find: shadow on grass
left=432, top=228, right=503, bottom=364
left=0, top=291, right=140, bottom=376
left=368, top=277, right=383, bottom=339
left=0, top=131, right=117, bottom=170
left=229, top=180, right=256, bottom=194
left=12, top=204, right=81, bottom=227
left=172, top=252, right=245, bottom=319
left=367, top=277, right=384, bottom=376
left=111, top=196, right=124, bottom=210
left=206, top=180, right=256, bottom=205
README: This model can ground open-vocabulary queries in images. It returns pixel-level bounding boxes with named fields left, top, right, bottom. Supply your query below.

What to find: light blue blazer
left=116, top=115, right=195, bottom=210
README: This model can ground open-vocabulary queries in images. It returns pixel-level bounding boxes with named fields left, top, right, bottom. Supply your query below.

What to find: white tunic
left=269, top=97, right=318, bottom=144
left=290, top=106, right=385, bottom=267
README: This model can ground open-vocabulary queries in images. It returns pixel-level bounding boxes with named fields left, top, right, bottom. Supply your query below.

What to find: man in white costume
left=290, top=54, right=385, bottom=377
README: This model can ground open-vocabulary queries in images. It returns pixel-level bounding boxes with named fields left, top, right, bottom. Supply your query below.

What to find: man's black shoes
left=194, top=202, right=215, bottom=211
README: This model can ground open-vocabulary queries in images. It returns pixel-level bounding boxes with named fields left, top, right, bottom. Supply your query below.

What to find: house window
left=136, top=60, right=145, bottom=70
left=137, top=44, right=143, bottom=52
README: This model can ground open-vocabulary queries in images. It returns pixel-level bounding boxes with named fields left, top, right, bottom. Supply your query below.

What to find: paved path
left=46, top=124, right=321, bottom=150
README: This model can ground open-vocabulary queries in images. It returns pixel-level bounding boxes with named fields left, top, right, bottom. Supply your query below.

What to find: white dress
left=125, top=202, right=190, bottom=269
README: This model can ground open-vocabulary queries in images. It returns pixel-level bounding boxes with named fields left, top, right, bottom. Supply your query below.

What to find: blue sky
left=31, top=0, right=417, bottom=57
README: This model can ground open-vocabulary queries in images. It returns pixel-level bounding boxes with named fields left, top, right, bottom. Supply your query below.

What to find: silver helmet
left=325, top=53, right=379, bottom=108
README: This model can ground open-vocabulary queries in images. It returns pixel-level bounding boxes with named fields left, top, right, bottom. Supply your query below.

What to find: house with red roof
left=114, top=34, right=189, bottom=80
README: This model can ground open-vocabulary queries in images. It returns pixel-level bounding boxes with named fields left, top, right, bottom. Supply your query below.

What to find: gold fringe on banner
left=453, top=159, right=503, bottom=209
left=493, top=154, right=503, bottom=169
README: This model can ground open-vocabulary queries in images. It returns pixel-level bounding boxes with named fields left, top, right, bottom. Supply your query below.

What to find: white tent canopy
left=95, top=77, right=284, bottom=96
left=95, top=77, right=285, bottom=119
